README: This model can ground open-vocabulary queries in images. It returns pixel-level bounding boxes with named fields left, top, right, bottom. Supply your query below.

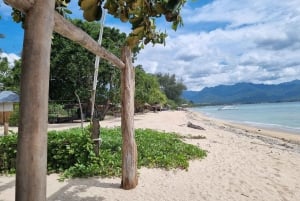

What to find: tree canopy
left=79, top=0, right=187, bottom=48
left=156, top=73, right=186, bottom=104
left=50, top=19, right=128, bottom=103
left=12, top=0, right=187, bottom=49
left=50, top=20, right=169, bottom=112
left=0, top=56, right=21, bottom=92
left=135, top=65, right=167, bottom=111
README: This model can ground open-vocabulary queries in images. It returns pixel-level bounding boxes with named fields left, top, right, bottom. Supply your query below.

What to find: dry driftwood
left=187, top=122, right=205, bottom=130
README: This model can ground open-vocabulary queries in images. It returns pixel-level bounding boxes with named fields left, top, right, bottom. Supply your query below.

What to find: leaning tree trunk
left=120, top=46, right=138, bottom=189
left=15, top=0, right=55, bottom=201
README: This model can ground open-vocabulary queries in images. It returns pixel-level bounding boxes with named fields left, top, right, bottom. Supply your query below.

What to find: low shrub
left=0, top=127, right=206, bottom=178
left=9, top=104, right=19, bottom=126
left=0, top=134, right=17, bottom=173
left=47, top=128, right=97, bottom=174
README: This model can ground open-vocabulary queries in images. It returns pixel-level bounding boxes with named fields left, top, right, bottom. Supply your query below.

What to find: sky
left=1, top=0, right=300, bottom=91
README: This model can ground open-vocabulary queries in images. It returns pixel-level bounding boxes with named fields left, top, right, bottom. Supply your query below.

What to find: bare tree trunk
left=15, top=1, right=54, bottom=201
left=120, top=46, right=138, bottom=190
left=75, top=91, right=84, bottom=129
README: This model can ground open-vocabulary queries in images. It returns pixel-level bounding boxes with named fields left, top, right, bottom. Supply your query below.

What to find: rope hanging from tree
left=90, top=4, right=106, bottom=121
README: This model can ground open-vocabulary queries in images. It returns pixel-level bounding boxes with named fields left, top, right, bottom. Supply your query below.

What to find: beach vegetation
left=50, top=20, right=129, bottom=104
left=0, top=127, right=206, bottom=178
left=156, top=73, right=187, bottom=104
left=135, top=66, right=167, bottom=111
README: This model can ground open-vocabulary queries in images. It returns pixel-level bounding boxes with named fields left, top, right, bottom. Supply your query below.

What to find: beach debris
left=180, top=134, right=206, bottom=139
left=187, top=122, right=205, bottom=130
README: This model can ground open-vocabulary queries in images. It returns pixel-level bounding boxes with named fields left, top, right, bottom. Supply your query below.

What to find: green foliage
left=50, top=20, right=128, bottom=104
left=136, top=129, right=206, bottom=169
left=135, top=66, right=167, bottom=110
left=0, top=56, right=21, bottom=92
left=103, top=0, right=186, bottom=48
left=56, top=0, right=73, bottom=17
left=8, top=104, right=19, bottom=126
left=156, top=73, right=187, bottom=104
left=0, top=127, right=206, bottom=178
left=47, top=128, right=98, bottom=175
left=48, top=103, right=69, bottom=118
left=0, top=134, right=17, bottom=174
left=0, top=57, right=10, bottom=87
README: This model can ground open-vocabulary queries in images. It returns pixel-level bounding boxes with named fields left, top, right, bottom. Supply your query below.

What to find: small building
left=0, top=91, right=19, bottom=125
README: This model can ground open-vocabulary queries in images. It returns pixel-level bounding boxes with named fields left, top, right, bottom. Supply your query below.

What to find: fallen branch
left=187, top=122, right=205, bottom=130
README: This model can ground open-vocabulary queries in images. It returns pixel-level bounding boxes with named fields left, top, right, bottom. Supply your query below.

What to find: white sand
left=1, top=110, right=300, bottom=201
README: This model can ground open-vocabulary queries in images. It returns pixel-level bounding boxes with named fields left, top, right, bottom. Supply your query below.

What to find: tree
left=0, top=57, right=10, bottom=88
left=156, top=73, right=187, bottom=104
left=135, top=66, right=167, bottom=111
left=50, top=20, right=128, bottom=102
left=50, top=20, right=135, bottom=120
left=0, top=55, right=21, bottom=92
left=5, top=0, right=187, bottom=197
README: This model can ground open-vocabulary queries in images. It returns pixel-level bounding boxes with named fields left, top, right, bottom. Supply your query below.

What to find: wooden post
left=120, top=46, right=138, bottom=189
left=15, top=1, right=55, bottom=201
left=91, top=118, right=100, bottom=156
left=4, top=122, right=8, bottom=135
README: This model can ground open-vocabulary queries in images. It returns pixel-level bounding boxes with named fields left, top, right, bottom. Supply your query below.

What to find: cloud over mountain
left=136, top=0, right=300, bottom=90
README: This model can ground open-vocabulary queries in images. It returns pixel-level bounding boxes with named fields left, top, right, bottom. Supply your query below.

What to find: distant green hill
left=182, top=80, right=300, bottom=104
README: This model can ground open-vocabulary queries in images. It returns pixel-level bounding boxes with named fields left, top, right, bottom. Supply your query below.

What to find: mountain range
left=182, top=80, right=300, bottom=104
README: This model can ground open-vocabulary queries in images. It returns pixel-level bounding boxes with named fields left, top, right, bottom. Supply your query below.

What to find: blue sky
left=1, top=0, right=300, bottom=90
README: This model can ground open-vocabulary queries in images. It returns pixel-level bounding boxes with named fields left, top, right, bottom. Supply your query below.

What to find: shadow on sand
left=47, top=177, right=120, bottom=201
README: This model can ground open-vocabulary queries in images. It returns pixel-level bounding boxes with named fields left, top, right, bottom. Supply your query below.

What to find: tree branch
left=53, top=13, right=125, bottom=69
left=4, top=0, right=125, bottom=69
left=4, top=0, right=33, bottom=13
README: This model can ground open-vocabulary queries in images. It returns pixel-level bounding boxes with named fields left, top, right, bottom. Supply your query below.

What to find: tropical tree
left=5, top=0, right=187, bottom=197
left=50, top=20, right=128, bottom=102
left=135, top=65, right=167, bottom=111
left=156, top=73, right=187, bottom=104
left=50, top=20, right=135, bottom=120
left=0, top=56, right=21, bottom=92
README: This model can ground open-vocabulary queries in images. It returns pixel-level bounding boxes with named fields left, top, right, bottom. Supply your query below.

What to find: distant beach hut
left=0, top=91, right=19, bottom=135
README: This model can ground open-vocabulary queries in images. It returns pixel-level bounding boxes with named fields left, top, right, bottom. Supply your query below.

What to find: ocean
left=192, top=101, right=300, bottom=134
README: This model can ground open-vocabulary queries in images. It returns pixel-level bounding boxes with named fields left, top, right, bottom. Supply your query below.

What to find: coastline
left=189, top=109, right=300, bottom=146
left=1, top=110, right=300, bottom=201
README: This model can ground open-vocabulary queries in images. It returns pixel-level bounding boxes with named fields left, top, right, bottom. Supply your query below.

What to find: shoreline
left=186, top=110, right=300, bottom=153
left=1, top=110, right=300, bottom=201
left=188, top=109, right=300, bottom=144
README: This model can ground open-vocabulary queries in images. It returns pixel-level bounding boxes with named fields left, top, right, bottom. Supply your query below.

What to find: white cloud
left=136, top=0, right=300, bottom=90
left=0, top=52, right=20, bottom=66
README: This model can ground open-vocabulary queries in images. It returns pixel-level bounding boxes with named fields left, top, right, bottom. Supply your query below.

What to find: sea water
left=192, top=102, right=300, bottom=134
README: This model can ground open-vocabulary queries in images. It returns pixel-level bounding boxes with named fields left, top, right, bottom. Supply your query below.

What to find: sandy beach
left=1, top=110, right=300, bottom=201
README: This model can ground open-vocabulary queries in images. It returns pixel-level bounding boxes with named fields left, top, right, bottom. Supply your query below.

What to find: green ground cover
left=0, top=127, right=206, bottom=179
